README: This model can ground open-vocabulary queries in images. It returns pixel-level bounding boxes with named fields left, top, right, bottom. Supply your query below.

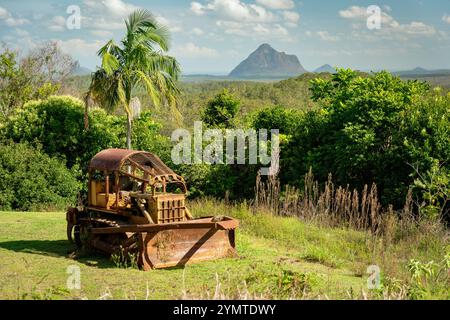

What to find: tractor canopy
left=89, top=148, right=185, bottom=187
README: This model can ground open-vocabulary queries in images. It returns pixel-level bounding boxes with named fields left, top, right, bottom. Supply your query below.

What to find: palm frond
left=101, top=52, right=120, bottom=75
left=97, top=40, right=123, bottom=59
left=117, top=76, right=131, bottom=115
left=87, top=69, right=121, bottom=112
left=133, top=70, right=161, bottom=107
left=145, top=54, right=181, bottom=81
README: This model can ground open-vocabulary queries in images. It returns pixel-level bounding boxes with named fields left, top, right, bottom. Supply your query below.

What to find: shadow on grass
left=0, top=240, right=115, bottom=269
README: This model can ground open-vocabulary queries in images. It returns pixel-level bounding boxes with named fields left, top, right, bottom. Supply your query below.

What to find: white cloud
left=82, top=0, right=139, bottom=30
left=156, top=16, right=182, bottom=33
left=56, top=38, right=104, bottom=57
left=173, top=42, right=218, bottom=58
left=443, top=15, right=450, bottom=24
left=15, top=28, right=29, bottom=37
left=82, top=0, right=141, bottom=31
left=283, top=10, right=299, bottom=26
left=84, top=0, right=138, bottom=18
left=396, top=21, right=436, bottom=36
left=190, top=2, right=206, bottom=16
left=256, top=0, right=294, bottom=10
left=86, top=17, right=124, bottom=30
left=48, top=16, right=66, bottom=32
left=190, top=0, right=274, bottom=22
left=339, top=6, right=436, bottom=37
left=0, top=7, right=9, bottom=19
left=192, top=0, right=295, bottom=40
left=5, top=17, right=30, bottom=27
left=191, top=27, right=205, bottom=36
left=90, top=30, right=114, bottom=38
left=317, top=31, right=340, bottom=42
left=83, top=1, right=181, bottom=35
left=339, top=6, right=367, bottom=19
left=0, top=6, right=30, bottom=26
left=216, top=20, right=289, bottom=39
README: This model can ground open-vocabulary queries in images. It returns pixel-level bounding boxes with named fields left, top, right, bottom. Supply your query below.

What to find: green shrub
left=251, top=105, right=301, bottom=135
left=1, top=95, right=171, bottom=175
left=201, top=89, right=240, bottom=128
left=0, top=143, right=80, bottom=211
left=1, top=95, right=118, bottom=170
left=282, top=69, right=449, bottom=208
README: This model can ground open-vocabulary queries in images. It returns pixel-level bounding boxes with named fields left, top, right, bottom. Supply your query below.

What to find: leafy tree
left=0, top=143, right=80, bottom=211
left=1, top=95, right=170, bottom=178
left=251, top=105, right=301, bottom=135
left=283, top=69, right=440, bottom=207
left=0, top=44, right=72, bottom=118
left=23, top=41, right=77, bottom=84
left=86, top=9, right=181, bottom=149
left=201, top=89, right=240, bottom=128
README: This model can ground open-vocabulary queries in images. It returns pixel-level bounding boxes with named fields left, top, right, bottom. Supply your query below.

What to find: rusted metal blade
left=90, top=217, right=239, bottom=234
left=138, top=227, right=237, bottom=270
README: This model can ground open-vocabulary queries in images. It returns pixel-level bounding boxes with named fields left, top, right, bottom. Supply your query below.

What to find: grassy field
left=0, top=200, right=448, bottom=300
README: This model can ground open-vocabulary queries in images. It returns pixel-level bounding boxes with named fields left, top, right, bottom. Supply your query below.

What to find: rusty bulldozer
left=66, top=149, right=238, bottom=270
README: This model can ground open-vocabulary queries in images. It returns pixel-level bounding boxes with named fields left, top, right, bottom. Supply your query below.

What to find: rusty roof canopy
left=89, top=149, right=176, bottom=178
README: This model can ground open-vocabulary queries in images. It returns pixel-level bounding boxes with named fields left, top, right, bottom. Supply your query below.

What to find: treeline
left=193, top=70, right=450, bottom=220
left=62, top=72, right=330, bottom=134
left=1, top=44, right=449, bottom=221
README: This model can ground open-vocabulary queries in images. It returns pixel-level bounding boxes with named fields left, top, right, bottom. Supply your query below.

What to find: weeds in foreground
left=254, top=170, right=447, bottom=243
left=111, top=247, right=138, bottom=269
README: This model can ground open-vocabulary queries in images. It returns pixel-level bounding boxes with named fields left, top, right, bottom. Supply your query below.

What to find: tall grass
left=186, top=171, right=449, bottom=299
left=254, top=169, right=441, bottom=236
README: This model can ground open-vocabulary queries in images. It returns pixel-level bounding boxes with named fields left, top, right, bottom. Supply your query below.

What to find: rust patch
left=153, top=231, right=176, bottom=262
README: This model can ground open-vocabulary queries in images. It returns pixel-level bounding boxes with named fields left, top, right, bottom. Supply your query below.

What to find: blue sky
left=0, top=0, right=449, bottom=74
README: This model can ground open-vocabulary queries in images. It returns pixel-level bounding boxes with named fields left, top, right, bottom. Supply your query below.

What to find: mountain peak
left=257, top=43, right=274, bottom=50
left=314, top=64, right=336, bottom=73
left=229, top=44, right=306, bottom=78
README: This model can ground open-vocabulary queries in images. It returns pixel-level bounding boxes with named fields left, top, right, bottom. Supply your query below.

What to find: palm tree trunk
left=126, top=112, right=132, bottom=150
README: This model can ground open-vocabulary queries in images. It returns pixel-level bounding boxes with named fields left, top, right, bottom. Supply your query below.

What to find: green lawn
left=0, top=203, right=447, bottom=300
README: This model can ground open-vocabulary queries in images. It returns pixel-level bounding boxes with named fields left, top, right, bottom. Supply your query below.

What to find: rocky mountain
left=394, top=67, right=450, bottom=76
left=72, top=63, right=92, bottom=76
left=229, top=44, right=306, bottom=78
left=314, top=64, right=336, bottom=73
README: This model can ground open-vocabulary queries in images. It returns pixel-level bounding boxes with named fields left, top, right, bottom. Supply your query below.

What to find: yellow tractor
left=66, top=149, right=238, bottom=270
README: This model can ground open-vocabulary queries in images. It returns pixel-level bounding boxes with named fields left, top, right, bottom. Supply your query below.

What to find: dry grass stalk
left=254, top=169, right=418, bottom=233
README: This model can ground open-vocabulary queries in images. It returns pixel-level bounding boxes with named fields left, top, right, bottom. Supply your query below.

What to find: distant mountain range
left=72, top=43, right=450, bottom=81
left=393, top=67, right=450, bottom=77
left=72, top=64, right=92, bottom=76
left=229, top=43, right=306, bottom=78
left=314, top=64, right=336, bottom=73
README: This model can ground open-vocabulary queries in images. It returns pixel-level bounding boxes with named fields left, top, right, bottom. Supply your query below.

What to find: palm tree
left=86, top=9, right=181, bottom=149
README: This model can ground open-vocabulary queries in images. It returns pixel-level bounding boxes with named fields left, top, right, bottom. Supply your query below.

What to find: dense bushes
left=2, top=96, right=119, bottom=170
left=0, top=95, right=172, bottom=207
left=280, top=70, right=449, bottom=212
left=0, top=70, right=448, bottom=215
left=1, top=95, right=171, bottom=174
left=0, top=143, right=80, bottom=211
left=201, top=89, right=240, bottom=128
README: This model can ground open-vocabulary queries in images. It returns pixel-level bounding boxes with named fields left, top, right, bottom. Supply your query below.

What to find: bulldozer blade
left=137, top=217, right=238, bottom=270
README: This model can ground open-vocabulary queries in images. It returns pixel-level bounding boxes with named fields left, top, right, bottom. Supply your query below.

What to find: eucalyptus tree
left=86, top=9, right=181, bottom=149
